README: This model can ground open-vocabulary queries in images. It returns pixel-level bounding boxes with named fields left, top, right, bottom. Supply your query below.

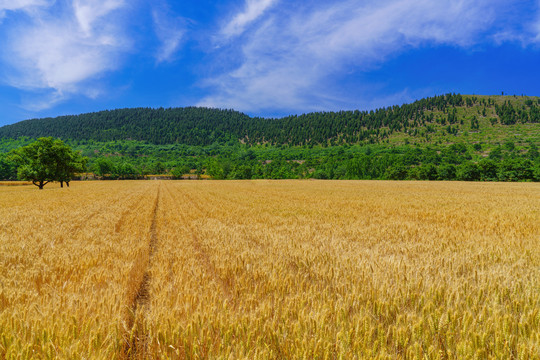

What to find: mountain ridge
left=1, top=94, right=538, bottom=147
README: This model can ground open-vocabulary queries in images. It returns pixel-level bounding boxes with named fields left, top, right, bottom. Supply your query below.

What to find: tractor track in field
left=121, top=184, right=161, bottom=360
left=164, top=185, right=236, bottom=304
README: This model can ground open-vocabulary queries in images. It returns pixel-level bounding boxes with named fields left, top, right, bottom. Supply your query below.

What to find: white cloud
left=490, top=0, right=540, bottom=46
left=221, top=0, right=277, bottom=38
left=152, top=8, right=186, bottom=63
left=534, top=2, right=540, bottom=43
left=0, top=0, right=130, bottom=109
left=73, top=0, right=124, bottom=36
left=0, top=0, right=50, bottom=12
left=19, top=90, right=65, bottom=112
left=200, top=0, right=512, bottom=113
left=0, top=0, right=51, bottom=19
left=9, top=23, right=119, bottom=90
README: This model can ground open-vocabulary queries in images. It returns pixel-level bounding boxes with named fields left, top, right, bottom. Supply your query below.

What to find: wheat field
left=0, top=180, right=539, bottom=359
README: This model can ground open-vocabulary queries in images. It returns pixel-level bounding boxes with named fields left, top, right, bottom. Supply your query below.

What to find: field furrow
left=121, top=184, right=161, bottom=359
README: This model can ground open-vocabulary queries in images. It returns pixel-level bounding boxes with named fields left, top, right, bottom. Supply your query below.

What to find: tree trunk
left=60, top=181, right=64, bottom=188
left=32, top=180, right=48, bottom=189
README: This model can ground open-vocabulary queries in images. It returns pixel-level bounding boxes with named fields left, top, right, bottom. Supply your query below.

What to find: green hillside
left=0, top=94, right=538, bottom=147
left=0, top=94, right=539, bottom=182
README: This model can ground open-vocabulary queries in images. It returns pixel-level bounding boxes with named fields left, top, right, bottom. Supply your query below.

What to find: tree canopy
left=9, top=137, right=87, bottom=189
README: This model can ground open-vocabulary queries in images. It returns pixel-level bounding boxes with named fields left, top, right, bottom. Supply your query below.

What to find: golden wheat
left=0, top=180, right=538, bottom=359
left=0, top=181, right=32, bottom=186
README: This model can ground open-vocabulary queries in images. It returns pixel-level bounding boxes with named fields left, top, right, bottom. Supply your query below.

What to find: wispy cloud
left=0, top=0, right=130, bottom=110
left=221, top=0, right=277, bottom=38
left=200, top=0, right=515, bottom=113
left=533, top=1, right=540, bottom=43
left=152, top=7, right=187, bottom=63
left=73, top=0, right=124, bottom=36
left=0, top=0, right=50, bottom=13
left=490, top=0, right=540, bottom=46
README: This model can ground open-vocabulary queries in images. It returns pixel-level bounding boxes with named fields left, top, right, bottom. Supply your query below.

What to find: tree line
left=3, top=138, right=538, bottom=183
left=201, top=143, right=540, bottom=181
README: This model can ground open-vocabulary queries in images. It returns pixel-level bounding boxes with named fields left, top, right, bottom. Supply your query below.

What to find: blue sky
left=0, top=0, right=539, bottom=126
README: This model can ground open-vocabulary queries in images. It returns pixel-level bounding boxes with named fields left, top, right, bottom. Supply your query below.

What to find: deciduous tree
left=10, top=137, right=87, bottom=189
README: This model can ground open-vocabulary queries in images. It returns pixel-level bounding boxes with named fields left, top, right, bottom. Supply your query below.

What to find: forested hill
left=0, top=94, right=539, bottom=146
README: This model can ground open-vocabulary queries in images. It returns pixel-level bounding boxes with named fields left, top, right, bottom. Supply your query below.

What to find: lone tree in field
left=10, top=137, right=87, bottom=189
